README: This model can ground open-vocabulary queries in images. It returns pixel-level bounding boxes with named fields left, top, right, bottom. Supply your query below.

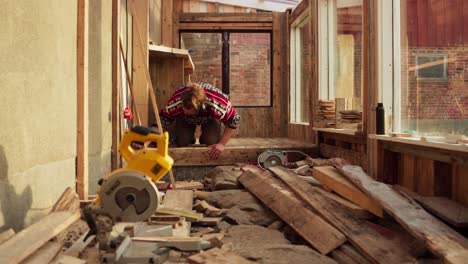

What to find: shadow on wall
left=0, top=145, right=32, bottom=232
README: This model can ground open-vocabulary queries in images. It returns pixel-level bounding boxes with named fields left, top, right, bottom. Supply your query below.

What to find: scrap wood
left=313, top=166, right=383, bottom=217
left=0, top=211, right=80, bottom=264
left=191, top=227, right=214, bottom=237
left=163, top=190, right=194, bottom=211
left=196, top=217, right=222, bottom=227
left=194, top=190, right=211, bottom=200
left=0, top=229, right=15, bottom=245
left=156, top=207, right=203, bottom=222
left=394, top=185, right=468, bottom=228
left=193, top=200, right=222, bottom=216
left=269, top=166, right=417, bottom=263
left=175, top=181, right=205, bottom=190
left=64, top=229, right=95, bottom=257
left=187, top=248, right=254, bottom=264
left=239, top=170, right=346, bottom=255
left=22, top=241, right=62, bottom=264
left=51, top=187, right=80, bottom=213
left=333, top=159, right=468, bottom=264
left=267, top=220, right=284, bottom=230
left=50, top=254, right=86, bottom=264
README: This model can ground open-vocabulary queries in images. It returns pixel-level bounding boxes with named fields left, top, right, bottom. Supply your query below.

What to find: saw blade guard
left=99, top=169, right=160, bottom=222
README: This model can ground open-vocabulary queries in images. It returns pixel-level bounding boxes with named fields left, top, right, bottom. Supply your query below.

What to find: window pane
left=230, top=33, right=271, bottom=106
left=399, top=1, right=467, bottom=135
left=180, top=33, right=223, bottom=89
left=333, top=0, right=363, bottom=117
left=290, top=17, right=311, bottom=123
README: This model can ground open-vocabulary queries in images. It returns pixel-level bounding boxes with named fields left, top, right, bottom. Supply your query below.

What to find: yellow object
left=119, top=126, right=174, bottom=181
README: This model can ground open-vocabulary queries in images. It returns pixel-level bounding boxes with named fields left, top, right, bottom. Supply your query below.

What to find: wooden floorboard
left=169, top=137, right=318, bottom=166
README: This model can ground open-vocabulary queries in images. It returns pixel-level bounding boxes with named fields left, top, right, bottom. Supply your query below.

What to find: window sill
left=313, top=127, right=359, bottom=136
left=369, top=134, right=468, bottom=153
left=290, top=122, right=310, bottom=126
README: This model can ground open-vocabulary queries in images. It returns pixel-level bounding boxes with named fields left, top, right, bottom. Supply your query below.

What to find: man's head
left=181, top=83, right=206, bottom=116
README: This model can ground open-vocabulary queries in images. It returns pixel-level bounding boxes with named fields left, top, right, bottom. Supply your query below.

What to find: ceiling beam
left=199, top=0, right=298, bottom=12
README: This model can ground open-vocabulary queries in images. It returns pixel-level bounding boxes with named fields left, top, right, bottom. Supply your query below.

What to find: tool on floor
left=83, top=125, right=174, bottom=249
left=257, top=150, right=313, bottom=169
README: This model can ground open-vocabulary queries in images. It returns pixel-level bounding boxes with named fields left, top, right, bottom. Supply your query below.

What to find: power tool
left=83, top=126, right=174, bottom=249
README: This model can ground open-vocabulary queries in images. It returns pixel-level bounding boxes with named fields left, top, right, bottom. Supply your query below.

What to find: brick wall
left=230, top=33, right=271, bottom=106
left=400, top=46, right=468, bottom=134
left=181, top=32, right=271, bottom=106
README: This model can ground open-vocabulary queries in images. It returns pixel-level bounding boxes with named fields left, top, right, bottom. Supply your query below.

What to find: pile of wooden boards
left=0, top=187, right=85, bottom=264
left=316, top=100, right=336, bottom=128
left=239, top=160, right=468, bottom=264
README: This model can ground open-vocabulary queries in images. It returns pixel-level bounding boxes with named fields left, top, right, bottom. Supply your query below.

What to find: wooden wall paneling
left=464, top=0, right=468, bottom=44
left=161, top=0, right=173, bottom=46
left=77, top=0, right=89, bottom=200
left=398, top=153, right=416, bottom=191
left=415, top=157, right=435, bottom=196
left=173, top=0, right=183, bottom=47
left=132, top=0, right=149, bottom=126
left=171, top=58, right=185, bottom=92
left=183, top=0, right=190, bottom=12
left=111, top=0, right=120, bottom=171
left=433, top=161, right=452, bottom=197
left=222, top=5, right=235, bottom=12
left=280, top=12, right=289, bottom=137
left=272, top=12, right=282, bottom=137
left=452, top=165, right=468, bottom=207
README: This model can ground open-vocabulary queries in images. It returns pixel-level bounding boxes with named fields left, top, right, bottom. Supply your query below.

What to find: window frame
left=179, top=30, right=273, bottom=108
left=289, top=12, right=310, bottom=124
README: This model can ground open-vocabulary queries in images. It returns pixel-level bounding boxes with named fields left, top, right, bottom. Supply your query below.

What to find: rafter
left=199, top=0, right=299, bottom=12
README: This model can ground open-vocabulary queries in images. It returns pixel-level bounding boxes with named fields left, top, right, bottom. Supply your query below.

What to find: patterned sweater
left=160, top=82, right=240, bottom=130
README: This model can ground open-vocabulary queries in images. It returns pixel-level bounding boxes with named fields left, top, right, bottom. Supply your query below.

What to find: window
left=290, top=15, right=311, bottom=124
left=318, top=0, right=364, bottom=126
left=180, top=32, right=272, bottom=107
left=382, top=0, right=468, bottom=136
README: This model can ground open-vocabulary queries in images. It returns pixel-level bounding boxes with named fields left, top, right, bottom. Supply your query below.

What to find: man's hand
left=208, top=143, right=225, bottom=159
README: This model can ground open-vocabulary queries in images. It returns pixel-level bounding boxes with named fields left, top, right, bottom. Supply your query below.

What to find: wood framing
left=179, top=12, right=273, bottom=22
left=77, top=0, right=89, bottom=200
left=161, top=0, right=173, bottom=46
left=132, top=0, right=149, bottom=126
left=199, top=0, right=297, bottom=12
left=179, top=22, right=272, bottom=30
left=111, top=0, right=120, bottom=171
left=272, top=12, right=282, bottom=137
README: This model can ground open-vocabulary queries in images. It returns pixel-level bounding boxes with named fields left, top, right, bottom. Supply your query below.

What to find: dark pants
left=174, top=117, right=221, bottom=147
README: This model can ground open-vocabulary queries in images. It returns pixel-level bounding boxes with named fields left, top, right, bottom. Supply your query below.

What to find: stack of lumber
left=338, top=110, right=362, bottom=123
left=316, top=100, right=336, bottom=128
left=0, top=187, right=84, bottom=264
left=238, top=160, right=468, bottom=264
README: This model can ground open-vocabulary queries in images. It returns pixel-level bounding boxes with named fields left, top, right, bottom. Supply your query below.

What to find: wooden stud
left=111, top=0, right=120, bottom=170
left=77, top=0, right=89, bottom=200
left=272, top=12, right=282, bottom=137
left=119, top=37, right=141, bottom=125
left=161, top=0, right=173, bottom=46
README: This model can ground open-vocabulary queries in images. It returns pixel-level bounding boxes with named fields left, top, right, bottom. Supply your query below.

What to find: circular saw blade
left=262, top=155, right=283, bottom=169
left=99, top=169, right=160, bottom=222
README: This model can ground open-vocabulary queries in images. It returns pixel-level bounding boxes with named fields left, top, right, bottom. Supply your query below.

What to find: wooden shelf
left=313, top=127, right=359, bottom=136
left=369, top=134, right=468, bottom=153
left=148, top=44, right=195, bottom=74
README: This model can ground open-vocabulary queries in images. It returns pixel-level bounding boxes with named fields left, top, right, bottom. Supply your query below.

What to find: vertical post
left=111, top=0, right=120, bottom=171
left=162, top=0, right=173, bottom=46
left=132, top=0, right=149, bottom=126
left=221, top=32, right=230, bottom=95
left=272, top=12, right=282, bottom=138
left=77, top=0, right=89, bottom=200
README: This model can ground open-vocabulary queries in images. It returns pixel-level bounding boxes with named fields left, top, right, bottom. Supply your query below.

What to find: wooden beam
left=77, top=0, right=89, bottom=200
left=188, top=248, right=254, bottom=264
left=270, top=166, right=415, bottom=263
left=111, top=0, right=120, bottom=170
left=239, top=170, right=346, bottom=254
left=179, top=22, right=272, bottom=30
left=23, top=242, right=62, bottom=264
left=272, top=12, right=282, bottom=137
left=161, top=0, right=173, bottom=46
left=335, top=161, right=468, bottom=264
left=0, top=212, right=80, bottom=264
left=179, top=12, right=273, bottom=22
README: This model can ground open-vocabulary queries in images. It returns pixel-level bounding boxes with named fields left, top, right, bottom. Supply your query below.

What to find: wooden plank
left=0, top=229, right=15, bottom=245
left=272, top=12, right=282, bottom=137
left=162, top=190, right=194, bottom=211
left=51, top=254, right=86, bottom=264
left=179, top=13, right=273, bottom=22
left=335, top=161, right=468, bottom=264
left=173, top=0, right=183, bottom=47
left=239, top=170, right=346, bottom=254
left=77, top=0, right=89, bottom=200
left=270, top=167, right=416, bottom=263
left=161, top=0, right=173, bottom=46
left=111, top=0, right=120, bottom=170
left=23, top=242, right=62, bottom=264
left=64, top=230, right=95, bottom=257
left=395, top=186, right=468, bottom=228
left=0, top=211, right=80, bottom=264
left=313, top=186, right=373, bottom=219
left=156, top=207, right=203, bottom=222
left=313, top=166, right=383, bottom=217
left=51, top=187, right=80, bottom=213
left=188, top=248, right=254, bottom=264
